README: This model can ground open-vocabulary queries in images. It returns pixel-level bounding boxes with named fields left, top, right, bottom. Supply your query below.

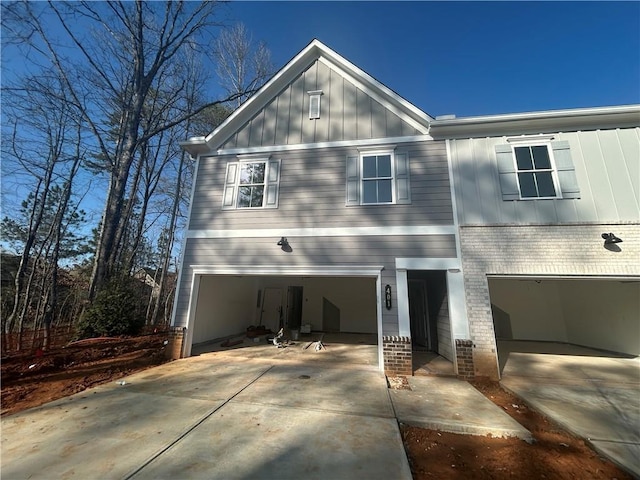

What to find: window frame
left=360, top=150, right=396, bottom=205
left=510, top=142, right=562, bottom=200
left=222, top=158, right=281, bottom=210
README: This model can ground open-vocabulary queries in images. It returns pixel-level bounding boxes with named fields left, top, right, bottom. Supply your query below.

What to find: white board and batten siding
left=220, top=59, right=422, bottom=150
left=449, top=127, right=640, bottom=225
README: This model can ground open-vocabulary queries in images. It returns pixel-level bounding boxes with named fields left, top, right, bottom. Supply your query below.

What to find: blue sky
left=222, top=1, right=640, bottom=118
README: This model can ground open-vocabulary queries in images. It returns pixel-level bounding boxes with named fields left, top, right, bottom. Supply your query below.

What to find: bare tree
left=214, top=23, right=274, bottom=109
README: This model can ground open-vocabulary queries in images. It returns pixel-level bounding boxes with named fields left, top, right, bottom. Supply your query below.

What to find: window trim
left=510, top=142, right=562, bottom=200
left=308, top=90, right=323, bottom=119
left=222, top=158, right=281, bottom=210
left=360, top=150, right=396, bottom=205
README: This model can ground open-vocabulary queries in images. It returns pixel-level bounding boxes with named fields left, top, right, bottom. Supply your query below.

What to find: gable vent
left=308, top=90, right=323, bottom=119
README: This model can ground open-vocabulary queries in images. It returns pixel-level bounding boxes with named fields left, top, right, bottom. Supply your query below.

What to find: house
left=430, top=106, right=640, bottom=378
left=171, top=39, right=640, bottom=379
left=172, top=39, right=468, bottom=376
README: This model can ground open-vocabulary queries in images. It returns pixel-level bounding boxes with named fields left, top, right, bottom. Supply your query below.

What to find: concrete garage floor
left=498, top=340, right=640, bottom=478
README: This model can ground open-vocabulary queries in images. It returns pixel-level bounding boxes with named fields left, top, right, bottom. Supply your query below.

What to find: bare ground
left=0, top=338, right=632, bottom=479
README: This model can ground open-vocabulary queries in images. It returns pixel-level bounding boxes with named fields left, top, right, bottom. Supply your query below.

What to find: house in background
left=171, top=39, right=640, bottom=379
left=431, top=106, right=640, bottom=378
left=173, top=39, right=468, bottom=376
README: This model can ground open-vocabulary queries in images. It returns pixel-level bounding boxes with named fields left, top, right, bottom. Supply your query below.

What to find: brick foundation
left=455, top=339, right=474, bottom=379
left=165, top=327, right=185, bottom=360
left=383, top=336, right=412, bottom=376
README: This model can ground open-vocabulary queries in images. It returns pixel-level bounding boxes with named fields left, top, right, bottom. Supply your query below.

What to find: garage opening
left=408, top=270, right=454, bottom=375
left=489, top=277, right=640, bottom=373
left=189, top=275, right=379, bottom=367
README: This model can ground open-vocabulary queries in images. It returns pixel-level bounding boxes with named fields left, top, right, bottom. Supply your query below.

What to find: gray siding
left=189, top=141, right=453, bottom=230
left=220, top=60, right=421, bottom=149
left=451, top=127, right=640, bottom=225
left=174, top=234, right=457, bottom=337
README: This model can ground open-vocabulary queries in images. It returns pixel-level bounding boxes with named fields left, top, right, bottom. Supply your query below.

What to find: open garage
left=489, top=276, right=640, bottom=372
left=187, top=274, right=380, bottom=364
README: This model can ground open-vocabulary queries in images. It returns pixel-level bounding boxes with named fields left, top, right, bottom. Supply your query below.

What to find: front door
left=261, top=288, right=282, bottom=333
left=409, top=279, right=430, bottom=349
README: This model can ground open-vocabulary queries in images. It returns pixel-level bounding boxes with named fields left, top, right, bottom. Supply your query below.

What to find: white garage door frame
left=184, top=264, right=386, bottom=370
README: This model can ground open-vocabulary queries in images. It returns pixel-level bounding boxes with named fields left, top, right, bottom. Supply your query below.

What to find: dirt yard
left=0, top=338, right=632, bottom=479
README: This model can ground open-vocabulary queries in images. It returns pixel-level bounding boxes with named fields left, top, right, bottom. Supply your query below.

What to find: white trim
left=186, top=225, right=457, bottom=239
left=376, top=275, right=384, bottom=369
left=507, top=134, right=555, bottom=144
left=190, top=264, right=385, bottom=277
left=396, top=258, right=462, bottom=270
left=487, top=274, right=640, bottom=281
left=360, top=150, right=395, bottom=205
left=445, top=140, right=463, bottom=259
left=213, top=135, right=430, bottom=156
left=511, top=143, right=562, bottom=200
left=396, top=269, right=410, bottom=337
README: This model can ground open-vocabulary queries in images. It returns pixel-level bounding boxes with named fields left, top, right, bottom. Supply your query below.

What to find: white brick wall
left=460, top=223, right=640, bottom=378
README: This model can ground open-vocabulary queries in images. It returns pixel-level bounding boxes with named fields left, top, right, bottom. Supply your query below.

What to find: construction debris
left=221, top=337, right=244, bottom=348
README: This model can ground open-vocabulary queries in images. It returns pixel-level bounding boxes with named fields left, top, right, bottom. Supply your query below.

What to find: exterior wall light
left=601, top=233, right=622, bottom=245
left=277, top=237, right=291, bottom=252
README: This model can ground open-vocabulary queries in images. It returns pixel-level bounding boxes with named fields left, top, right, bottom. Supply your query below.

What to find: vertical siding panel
left=617, top=128, right=640, bottom=207
left=262, top=98, right=278, bottom=146
left=328, top=69, right=344, bottom=142
left=288, top=74, right=305, bottom=145
left=386, top=109, right=403, bottom=138
left=356, top=88, right=372, bottom=139
left=599, top=129, right=639, bottom=219
left=400, top=118, right=415, bottom=137
left=249, top=109, right=265, bottom=147
left=315, top=61, right=331, bottom=143
left=343, top=79, right=357, bottom=141
left=371, top=99, right=386, bottom=139
left=456, top=140, right=483, bottom=224
left=579, top=132, right=619, bottom=220
left=301, top=62, right=317, bottom=144
left=274, top=85, right=291, bottom=145
left=235, top=122, right=251, bottom=148
left=475, top=138, right=502, bottom=224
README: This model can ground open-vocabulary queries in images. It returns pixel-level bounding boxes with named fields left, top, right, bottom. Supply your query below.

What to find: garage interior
left=489, top=277, right=640, bottom=373
left=190, top=275, right=379, bottom=366
left=408, top=270, right=455, bottom=375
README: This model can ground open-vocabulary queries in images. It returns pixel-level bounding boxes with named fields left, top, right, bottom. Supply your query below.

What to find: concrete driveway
left=1, top=354, right=411, bottom=480
left=499, top=347, right=640, bottom=478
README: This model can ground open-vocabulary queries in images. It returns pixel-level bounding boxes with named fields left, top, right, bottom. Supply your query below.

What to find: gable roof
left=181, top=39, right=433, bottom=156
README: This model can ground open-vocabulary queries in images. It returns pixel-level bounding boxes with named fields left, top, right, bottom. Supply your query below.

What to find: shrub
left=76, top=276, right=146, bottom=338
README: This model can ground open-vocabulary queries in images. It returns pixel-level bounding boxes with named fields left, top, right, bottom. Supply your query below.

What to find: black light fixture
left=277, top=237, right=289, bottom=248
left=601, top=233, right=623, bottom=245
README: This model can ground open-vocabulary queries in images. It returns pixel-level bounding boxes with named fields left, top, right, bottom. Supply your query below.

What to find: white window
left=346, top=150, right=410, bottom=206
left=222, top=158, right=281, bottom=209
left=362, top=153, right=393, bottom=204
left=495, top=139, right=580, bottom=201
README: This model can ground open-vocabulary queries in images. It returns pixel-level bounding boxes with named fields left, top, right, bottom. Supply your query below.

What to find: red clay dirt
left=0, top=339, right=632, bottom=479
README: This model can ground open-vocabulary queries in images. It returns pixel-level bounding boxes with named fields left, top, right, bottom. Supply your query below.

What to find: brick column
left=455, top=339, right=474, bottom=379
left=165, top=327, right=185, bottom=360
left=383, top=336, right=412, bottom=376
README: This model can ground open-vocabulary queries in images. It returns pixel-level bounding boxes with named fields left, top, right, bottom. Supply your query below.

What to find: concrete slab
left=231, top=364, right=394, bottom=418
left=130, top=402, right=411, bottom=480
left=500, top=352, right=640, bottom=478
left=1, top=387, right=223, bottom=480
left=389, top=376, right=532, bottom=441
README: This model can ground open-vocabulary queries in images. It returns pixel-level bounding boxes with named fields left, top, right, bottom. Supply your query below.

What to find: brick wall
left=382, top=336, right=412, bottom=376
left=455, top=339, right=474, bottom=379
left=460, top=223, right=640, bottom=379
left=165, top=326, right=186, bottom=360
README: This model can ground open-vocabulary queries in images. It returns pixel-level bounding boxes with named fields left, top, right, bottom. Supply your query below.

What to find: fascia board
left=430, top=104, right=640, bottom=139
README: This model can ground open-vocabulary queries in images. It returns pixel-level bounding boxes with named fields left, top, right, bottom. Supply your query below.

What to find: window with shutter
left=222, top=159, right=281, bottom=209
left=345, top=150, right=411, bottom=206
left=495, top=140, right=580, bottom=200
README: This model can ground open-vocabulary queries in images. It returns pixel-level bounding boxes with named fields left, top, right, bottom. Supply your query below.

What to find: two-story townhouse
left=431, top=106, right=640, bottom=379
left=171, top=40, right=471, bottom=376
